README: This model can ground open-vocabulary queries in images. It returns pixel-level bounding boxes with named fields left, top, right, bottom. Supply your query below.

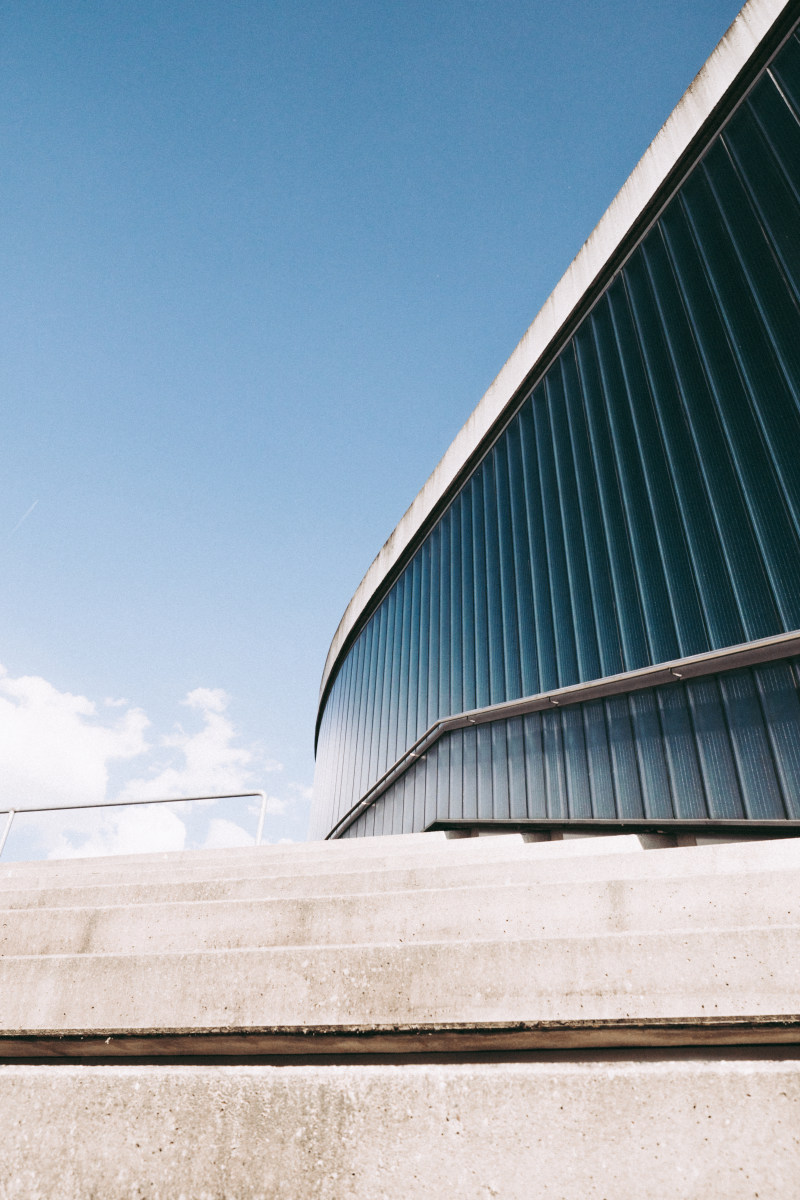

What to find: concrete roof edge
left=318, top=0, right=791, bottom=710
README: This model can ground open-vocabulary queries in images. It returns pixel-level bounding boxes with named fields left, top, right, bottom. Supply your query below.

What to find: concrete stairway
left=1, top=831, right=799, bottom=1197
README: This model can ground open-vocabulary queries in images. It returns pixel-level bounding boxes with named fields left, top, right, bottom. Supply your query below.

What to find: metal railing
left=0, top=790, right=268, bottom=862
left=327, top=629, right=800, bottom=838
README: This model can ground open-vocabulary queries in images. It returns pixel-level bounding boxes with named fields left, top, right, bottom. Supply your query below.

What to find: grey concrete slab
left=0, top=830, right=793, bottom=895
left=0, top=829, right=451, bottom=879
left=1, top=926, right=798, bottom=1030
left=1, top=1055, right=798, bottom=1199
left=0, top=831, right=541, bottom=887
left=1, top=835, right=798, bottom=909
left=1, top=869, right=799, bottom=956
left=8, top=830, right=737, bottom=890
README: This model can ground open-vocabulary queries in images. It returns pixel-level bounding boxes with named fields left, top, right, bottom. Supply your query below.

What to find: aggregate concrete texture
left=2, top=830, right=800, bottom=1195
left=1, top=1056, right=798, bottom=1199
left=3, top=834, right=799, bottom=1034
left=1, top=830, right=796, bottom=897
left=1, top=868, right=798, bottom=955
left=0, top=829, right=453, bottom=879
left=3, top=926, right=799, bottom=1030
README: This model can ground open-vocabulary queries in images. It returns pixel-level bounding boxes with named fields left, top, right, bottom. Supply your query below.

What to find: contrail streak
left=10, top=500, right=38, bottom=536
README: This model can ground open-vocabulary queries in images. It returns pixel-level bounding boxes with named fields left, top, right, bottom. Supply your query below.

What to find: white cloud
left=46, top=805, right=187, bottom=860
left=0, top=667, right=148, bottom=810
left=184, top=686, right=228, bottom=714
left=117, top=686, right=282, bottom=803
left=0, top=664, right=308, bottom=861
left=201, top=818, right=254, bottom=850
left=263, top=795, right=287, bottom=815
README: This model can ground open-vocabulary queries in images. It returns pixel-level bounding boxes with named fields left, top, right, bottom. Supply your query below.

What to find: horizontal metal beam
left=426, top=818, right=800, bottom=837
left=2, top=1016, right=800, bottom=1059
left=327, top=629, right=800, bottom=839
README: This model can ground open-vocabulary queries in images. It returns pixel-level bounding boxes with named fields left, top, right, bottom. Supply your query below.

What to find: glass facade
left=311, top=22, right=800, bottom=840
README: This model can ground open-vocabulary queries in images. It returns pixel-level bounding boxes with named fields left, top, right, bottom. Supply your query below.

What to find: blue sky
left=0, top=0, right=744, bottom=853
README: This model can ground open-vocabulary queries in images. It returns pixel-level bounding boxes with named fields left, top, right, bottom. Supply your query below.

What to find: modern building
left=4, top=5, right=800, bottom=1194
left=311, top=0, right=800, bottom=841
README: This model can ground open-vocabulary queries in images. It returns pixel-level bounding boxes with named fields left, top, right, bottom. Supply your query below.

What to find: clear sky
left=0, top=0, right=745, bottom=856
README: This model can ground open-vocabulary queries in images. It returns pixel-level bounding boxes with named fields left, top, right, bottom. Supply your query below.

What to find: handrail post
left=255, top=791, right=267, bottom=846
left=0, top=810, right=16, bottom=861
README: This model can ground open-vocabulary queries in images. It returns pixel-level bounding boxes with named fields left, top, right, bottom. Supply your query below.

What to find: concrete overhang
left=318, top=0, right=795, bottom=723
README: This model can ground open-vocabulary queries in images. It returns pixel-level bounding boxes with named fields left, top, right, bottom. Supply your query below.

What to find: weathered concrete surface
left=2, top=834, right=799, bottom=1035
left=1, top=828, right=671, bottom=886
left=0, top=829, right=453, bottom=880
left=2, top=831, right=800, bottom=1194
left=2, top=926, right=799, bottom=1030
left=1, top=1055, right=799, bottom=1199
left=2, top=868, right=798, bottom=955
left=1, top=831, right=796, bottom=902
left=0, top=832, right=538, bottom=888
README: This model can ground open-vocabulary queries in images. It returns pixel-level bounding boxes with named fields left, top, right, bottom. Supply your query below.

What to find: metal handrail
left=0, top=790, right=268, bottom=862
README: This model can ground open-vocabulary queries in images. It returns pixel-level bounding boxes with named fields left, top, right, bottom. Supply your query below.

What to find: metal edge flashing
left=2, top=1016, right=799, bottom=1059
left=325, top=630, right=800, bottom=838
left=426, top=819, right=800, bottom=835
left=315, top=0, right=799, bottom=746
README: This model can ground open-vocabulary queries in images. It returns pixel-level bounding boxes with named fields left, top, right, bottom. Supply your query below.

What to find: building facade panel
left=311, top=14, right=800, bottom=841
left=339, top=658, right=800, bottom=836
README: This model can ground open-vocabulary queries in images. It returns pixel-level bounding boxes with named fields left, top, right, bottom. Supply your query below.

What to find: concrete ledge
left=2, top=1055, right=799, bottom=1198
left=0, top=830, right=453, bottom=880
left=3, top=829, right=797, bottom=890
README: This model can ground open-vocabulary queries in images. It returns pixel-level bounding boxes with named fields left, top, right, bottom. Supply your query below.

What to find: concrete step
left=1, top=1056, right=797, bottom=1200
left=4, top=829, right=732, bottom=889
left=0, top=829, right=452, bottom=879
left=1, top=925, right=798, bottom=1031
left=1, top=869, right=798, bottom=955
left=0, top=831, right=550, bottom=887
left=2, top=834, right=798, bottom=909
left=0, top=829, right=539, bottom=880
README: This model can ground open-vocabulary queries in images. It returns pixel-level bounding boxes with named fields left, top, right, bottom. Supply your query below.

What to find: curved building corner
left=311, top=0, right=800, bottom=841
